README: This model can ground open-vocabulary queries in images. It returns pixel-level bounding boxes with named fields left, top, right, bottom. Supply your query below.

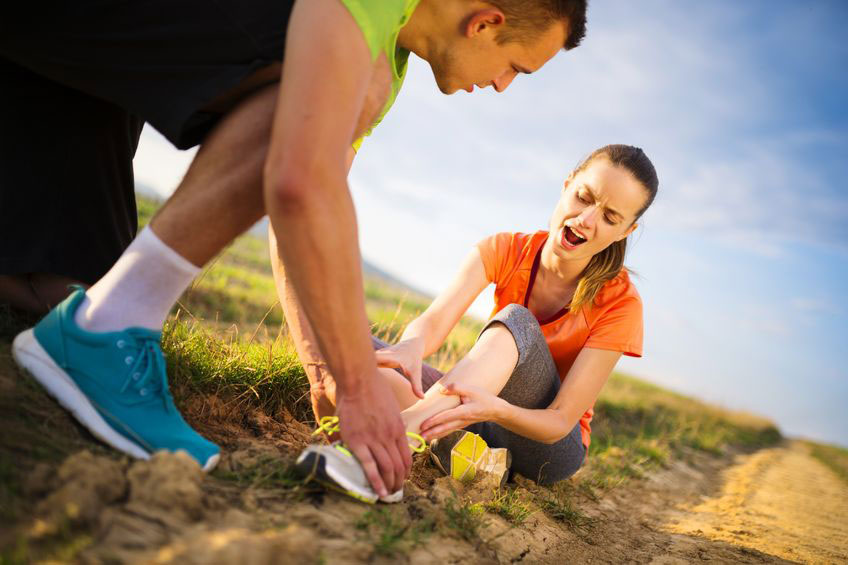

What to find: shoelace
left=118, top=331, right=172, bottom=413
left=313, top=415, right=427, bottom=453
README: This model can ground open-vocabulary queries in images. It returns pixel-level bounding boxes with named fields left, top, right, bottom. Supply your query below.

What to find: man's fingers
left=349, top=442, right=388, bottom=498
left=368, top=441, right=398, bottom=495
left=397, top=434, right=413, bottom=476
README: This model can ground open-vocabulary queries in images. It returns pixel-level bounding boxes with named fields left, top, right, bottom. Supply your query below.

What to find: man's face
left=429, top=17, right=568, bottom=95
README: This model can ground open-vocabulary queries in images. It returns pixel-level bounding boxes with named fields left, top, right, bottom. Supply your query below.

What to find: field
left=4, top=196, right=842, bottom=564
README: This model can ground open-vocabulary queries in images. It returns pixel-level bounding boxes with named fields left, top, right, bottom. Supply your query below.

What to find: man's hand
left=336, top=371, right=412, bottom=496
left=375, top=337, right=426, bottom=399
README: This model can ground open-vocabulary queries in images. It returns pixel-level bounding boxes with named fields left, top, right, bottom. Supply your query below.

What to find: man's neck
left=397, top=0, right=449, bottom=60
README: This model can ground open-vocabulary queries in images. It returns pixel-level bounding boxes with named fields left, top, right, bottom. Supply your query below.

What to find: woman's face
left=548, top=157, right=648, bottom=262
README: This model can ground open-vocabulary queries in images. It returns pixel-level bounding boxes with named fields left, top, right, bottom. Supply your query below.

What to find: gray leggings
left=374, top=304, right=585, bottom=486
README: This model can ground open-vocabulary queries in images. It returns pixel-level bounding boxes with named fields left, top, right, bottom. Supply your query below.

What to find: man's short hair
left=490, top=0, right=588, bottom=50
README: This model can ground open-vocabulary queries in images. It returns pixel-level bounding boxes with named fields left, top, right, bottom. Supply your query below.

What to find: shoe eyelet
left=116, top=340, right=126, bottom=349
left=132, top=372, right=141, bottom=381
left=125, top=356, right=134, bottom=365
left=139, top=388, right=148, bottom=396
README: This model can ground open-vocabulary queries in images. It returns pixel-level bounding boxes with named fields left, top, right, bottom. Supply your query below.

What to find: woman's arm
left=375, top=247, right=490, bottom=397
left=419, top=347, right=622, bottom=444
left=494, top=348, right=622, bottom=443
left=401, top=248, right=489, bottom=357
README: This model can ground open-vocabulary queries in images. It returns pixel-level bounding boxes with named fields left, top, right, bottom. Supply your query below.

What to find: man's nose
left=492, top=69, right=517, bottom=93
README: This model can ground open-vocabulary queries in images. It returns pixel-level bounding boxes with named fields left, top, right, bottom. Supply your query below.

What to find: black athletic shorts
left=0, top=0, right=294, bottom=283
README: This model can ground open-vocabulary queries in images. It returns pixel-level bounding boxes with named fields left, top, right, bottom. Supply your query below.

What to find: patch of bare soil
left=0, top=341, right=840, bottom=564
left=663, top=442, right=848, bottom=564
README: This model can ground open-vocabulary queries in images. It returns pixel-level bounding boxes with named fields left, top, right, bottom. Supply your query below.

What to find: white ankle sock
left=74, top=226, right=201, bottom=332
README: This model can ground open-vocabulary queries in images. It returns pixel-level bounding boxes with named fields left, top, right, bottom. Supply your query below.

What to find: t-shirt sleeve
left=475, top=232, right=514, bottom=285
left=584, top=296, right=643, bottom=357
left=338, top=0, right=410, bottom=60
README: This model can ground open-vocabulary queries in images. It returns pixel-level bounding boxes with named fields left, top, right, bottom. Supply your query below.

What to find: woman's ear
left=617, top=222, right=638, bottom=241
left=562, top=174, right=574, bottom=192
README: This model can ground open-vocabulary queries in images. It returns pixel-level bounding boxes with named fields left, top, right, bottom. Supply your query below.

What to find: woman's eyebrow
left=582, top=183, right=624, bottom=219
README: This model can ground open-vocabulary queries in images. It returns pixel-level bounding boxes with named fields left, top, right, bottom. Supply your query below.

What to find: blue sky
left=134, top=1, right=848, bottom=447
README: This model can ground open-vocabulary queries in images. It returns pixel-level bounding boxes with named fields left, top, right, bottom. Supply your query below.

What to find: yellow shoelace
left=313, top=415, right=427, bottom=453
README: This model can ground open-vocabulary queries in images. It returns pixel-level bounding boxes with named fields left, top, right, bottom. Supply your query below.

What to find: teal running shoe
left=12, top=288, right=220, bottom=471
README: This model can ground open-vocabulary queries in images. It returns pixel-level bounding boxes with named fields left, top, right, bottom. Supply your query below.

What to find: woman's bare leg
left=400, top=322, right=519, bottom=435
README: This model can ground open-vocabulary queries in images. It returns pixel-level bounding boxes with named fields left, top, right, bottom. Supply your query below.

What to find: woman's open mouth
left=560, top=225, right=587, bottom=249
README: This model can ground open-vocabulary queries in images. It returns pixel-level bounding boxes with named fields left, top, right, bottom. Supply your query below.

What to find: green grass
left=577, top=373, right=782, bottom=494
left=443, top=496, right=487, bottom=542
left=483, top=488, right=534, bottom=526
left=161, top=316, right=313, bottom=422
left=212, top=456, right=304, bottom=490
left=806, top=440, right=848, bottom=485
left=355, top=508, right=435, bottom=557
left=540, top=494, right=595, bottom=534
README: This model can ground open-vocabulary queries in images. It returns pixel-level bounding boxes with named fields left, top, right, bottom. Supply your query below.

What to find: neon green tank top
left=339, top=0, right=420, bottom=150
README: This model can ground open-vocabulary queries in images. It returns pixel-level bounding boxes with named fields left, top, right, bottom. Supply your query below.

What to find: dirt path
left=662, top=441, right=848, bottom=564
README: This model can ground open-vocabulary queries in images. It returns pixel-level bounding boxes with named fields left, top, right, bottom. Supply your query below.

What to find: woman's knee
left=482, top=304, right=548, bottom=368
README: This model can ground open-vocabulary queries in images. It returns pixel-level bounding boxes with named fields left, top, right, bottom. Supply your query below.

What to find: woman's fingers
left=421, top=404, right=468, bottom=431
left=423, top=421, right=467, bottom=440
left=374, top=350, right=402, bottom=368
left=410, top=365, right=425, bottom=399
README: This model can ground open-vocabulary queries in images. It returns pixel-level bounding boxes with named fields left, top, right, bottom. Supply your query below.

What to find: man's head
left=418, top=0, right=588, bottom=94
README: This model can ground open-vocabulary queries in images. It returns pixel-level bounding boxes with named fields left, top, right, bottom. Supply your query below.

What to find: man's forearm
left=267, top=167, right=375, bottom=396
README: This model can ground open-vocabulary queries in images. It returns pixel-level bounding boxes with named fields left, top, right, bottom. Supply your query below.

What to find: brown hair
left=569, top=144, right=659, bottom=312
left=489, top=0, right=588, bottom=50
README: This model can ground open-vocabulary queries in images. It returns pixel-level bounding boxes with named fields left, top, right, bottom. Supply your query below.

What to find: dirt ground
left=2, top=340, right=847, bottom=564
left=664, top=441, right=848, bottom=564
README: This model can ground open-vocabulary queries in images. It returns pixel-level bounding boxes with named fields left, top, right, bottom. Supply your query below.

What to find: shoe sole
left=295, top=450, right=378, bottom=504
left=12, top=329, right=219, bottom=472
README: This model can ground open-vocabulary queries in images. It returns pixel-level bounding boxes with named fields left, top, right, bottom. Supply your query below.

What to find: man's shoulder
left=337, top=0, right=418, bottom=58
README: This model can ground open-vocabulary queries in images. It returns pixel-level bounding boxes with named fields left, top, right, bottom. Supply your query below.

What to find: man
left=4, top=0, right=587, bottom=501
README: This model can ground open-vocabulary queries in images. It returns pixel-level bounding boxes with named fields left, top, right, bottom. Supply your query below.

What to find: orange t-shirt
left=476, top=231, right=644, bottom=447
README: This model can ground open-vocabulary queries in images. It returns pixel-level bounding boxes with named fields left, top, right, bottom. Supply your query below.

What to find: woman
left=296, top=144, right=658, bottom=502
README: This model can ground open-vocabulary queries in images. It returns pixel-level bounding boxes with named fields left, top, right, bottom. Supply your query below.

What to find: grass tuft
left=212, top=456, right=304, bottom=490
left=355, top=508, right=434, bottom=557
left=483, top=488, right=534, bottom=526
left=162, top=318, right=313, bottom=422
left=540, top=495, right=594, bottom=534
left=443, top=496, right=486, bottom=542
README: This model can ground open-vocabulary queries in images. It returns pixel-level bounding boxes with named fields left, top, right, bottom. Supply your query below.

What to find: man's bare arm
left=264, top=0, right=410, bottom=496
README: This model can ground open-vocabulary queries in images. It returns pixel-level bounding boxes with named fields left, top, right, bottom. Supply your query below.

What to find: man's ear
left=618, top=222, right=638, bottom=241
left=466, top=9, right=506, bottom=38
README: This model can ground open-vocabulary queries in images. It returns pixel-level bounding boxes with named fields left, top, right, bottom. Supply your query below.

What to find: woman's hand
left=375, top=338, right=426, bottom=399
left=419, top=383, right=505, bottom=440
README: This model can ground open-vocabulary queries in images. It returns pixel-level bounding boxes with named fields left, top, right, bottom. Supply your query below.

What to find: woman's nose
left=577, top=205, right=599, bottom=228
